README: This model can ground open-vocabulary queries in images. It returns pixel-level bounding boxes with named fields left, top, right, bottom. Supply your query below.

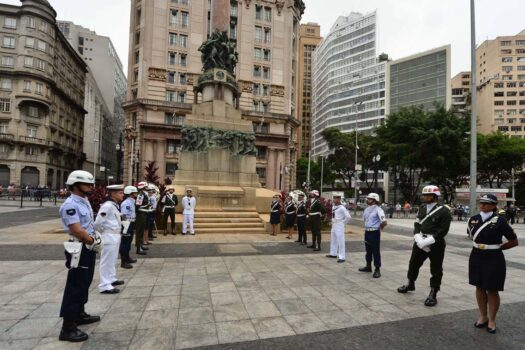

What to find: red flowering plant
left=319, top=196, right=333, bottom=224
left=88, top=186, right=108, bottom=214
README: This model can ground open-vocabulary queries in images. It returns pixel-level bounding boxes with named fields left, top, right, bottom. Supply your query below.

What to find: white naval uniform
left=182, top=196, right=196, bottom=234
left=330, top=204, right=351, bottom=260
left=95, top=200, right=122, bottom=292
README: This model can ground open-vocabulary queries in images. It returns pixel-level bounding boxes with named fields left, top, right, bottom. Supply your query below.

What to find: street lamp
left=469, top=0, right=478, bottom=215
left=115, top=137, right=123, bottom=184
left=353, top=100, right=363, bottom=215
left=373, top=154, right=381, bottom=193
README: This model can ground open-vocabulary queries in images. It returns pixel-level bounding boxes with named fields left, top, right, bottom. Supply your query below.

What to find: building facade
left=0, top=0, right=86, bottom=188
left=58, top=20, right=127, bottom=183
left=311, top=11, right=387, bottom=158
left=386, top=45, right=451, bottom=115
left=122, top=0, right=304, bottom=191
left=451, top=71, right=471, bottom=114
left=296, top=23, right=321, bottom=159
left=477, top=30, right=525, bottom=137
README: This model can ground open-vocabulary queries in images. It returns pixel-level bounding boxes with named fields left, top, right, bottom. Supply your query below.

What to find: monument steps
left=189, top=211, right=268, bottom=233
left=194, top=212, right=260, bottom=218
left=196, top=217, right=262, bottom=223
left=195, top=227, right=268, bottom=234
left=193, top=222, right=264, bottom=228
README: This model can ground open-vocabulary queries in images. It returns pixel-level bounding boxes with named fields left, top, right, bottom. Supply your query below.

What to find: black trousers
left=135, top=213, right=147, bottom=248
left=60, top=245, right=96, bottom=322
left=310, top=216, right=321, bottom=248
left=119, top=222, right=135, bottom=259
left=147, top=212, right=156, bottom=238
left=407, top=240, right=446, bottom=289
left=297, top=217, right=307, bottom=243
left=163, top=208, right=175, bottom=232
left=364, top=230, right=381, bottom=268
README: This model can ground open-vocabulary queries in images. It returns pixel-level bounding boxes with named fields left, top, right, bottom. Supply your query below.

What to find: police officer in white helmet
left=119, top=186, right=138, bottom=268
left=359, top=193, right=387, bottom=278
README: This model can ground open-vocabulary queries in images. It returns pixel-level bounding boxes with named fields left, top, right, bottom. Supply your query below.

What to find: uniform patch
left=100, top=212, right=107, bottom=217
left=126, top=206, right=130, bottom=210
left=66, top=209, right=76, bottom=216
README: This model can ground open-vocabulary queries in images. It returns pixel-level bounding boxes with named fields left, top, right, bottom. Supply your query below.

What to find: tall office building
left=451, top=71, right=471, bottom=114
left=311, top=11, right=386, bottom=158
left=296, top=23, right=321, bottom=158
left=0, top=0, right=86, bottom=188
left=476, top=30, right=525, bottom=137
left=386, top=45, right=451, bottom=115
left=123, top=0, right=304, bottom=191
left=58, top=21, right=127, bottom=183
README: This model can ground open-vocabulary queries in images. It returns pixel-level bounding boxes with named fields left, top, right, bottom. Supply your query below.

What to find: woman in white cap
left=467, top=193, right=518, bottom=334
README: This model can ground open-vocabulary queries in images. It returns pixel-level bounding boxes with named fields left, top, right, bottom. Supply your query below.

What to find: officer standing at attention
left=295, top=193, right=307, bottom=245
left=58, top=170, right=103, bottom=342
left=468, top=194, right=519, bottom=334
left=359, top=193, right=387, bottom=278
left=285, top=195, right=296, bottom=239
left=146, top=187, right=157, bottom=242
left=269, top=194, right=282, bottom=236
left=134, top=182, right=150, bottom=255
left=96, top=185, right=125, bottom=294
left=307, top=190, right=324, bottom=252
left=397, top=185, right=452, bottom=307
left=326, top=194, right=351, bottom=262
left=162, top=187, right=178, bottom=235
left=119, top=186, right=138, bottom=269
left=182, top=188, right=196, bottom=235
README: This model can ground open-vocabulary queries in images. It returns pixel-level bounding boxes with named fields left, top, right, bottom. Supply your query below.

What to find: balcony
left=165, top=152, right=178, bottom=160
left=18, top=136, right=50, bottom=146
left=0, top=133, right=15, bottom=144
left=25, top=154, right=39, bottom=162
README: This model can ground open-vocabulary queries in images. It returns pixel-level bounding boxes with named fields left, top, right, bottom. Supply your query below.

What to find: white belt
left=286, top=212, right=295, bottom=215
left=310, top=212, right=321, bottom=216
left=365, top=227, right=379, bottom=231
left=473, top=243, right=501, bottom=250
left=271, top=210, right=279, bottom=213
left=297, top=214, right=306, bottom=217
left=138, top=209, right=151, bottom=212
left=332, top=220, right=345, bottom=224
left=164, top=206, right=175, bottom=209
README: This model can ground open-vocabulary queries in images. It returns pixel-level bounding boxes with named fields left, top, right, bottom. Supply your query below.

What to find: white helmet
left=66, top=170, right=95, bottom=186
left=124, top=186, right=138, bottom=195
left=367, top=193, right=380, bottom=202
left=310, top=190, right=320, bottom=197
left=422, top=185, right=441, bottom=196
left=137, top=181, right=147, bottom=190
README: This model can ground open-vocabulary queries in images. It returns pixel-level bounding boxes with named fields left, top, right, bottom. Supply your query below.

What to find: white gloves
left=414, top=233, right=434, bottom=251
left=86, top=231, right=103, bottom=254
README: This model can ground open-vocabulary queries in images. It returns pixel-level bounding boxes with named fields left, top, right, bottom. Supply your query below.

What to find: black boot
left=372, top=268, right=381, bottom=278
left=136, top=247, right=147, bottom=255
left=121, top=258, right=133, bottom=269
left=76, top=311, right=100, bottom=325
left=358, top=264, right=372, bottom=272
left=424, top=288, right=438, bottom=307
left=127, top=255, right=137, bottom=263
left=59, top=319, right=88, bottom=342
left=397, top=280, right=415, bottom=293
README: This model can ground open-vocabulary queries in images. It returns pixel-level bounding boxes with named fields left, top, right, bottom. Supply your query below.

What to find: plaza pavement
left=0, top=207, right=525, bottom=349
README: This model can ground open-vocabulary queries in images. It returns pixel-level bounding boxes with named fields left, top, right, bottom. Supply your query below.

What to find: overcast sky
left=4, top=0, right=524, bottom=77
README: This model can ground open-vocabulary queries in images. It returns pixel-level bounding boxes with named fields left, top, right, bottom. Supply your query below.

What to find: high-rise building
left=58, top=21, right=127, bottom=183
left=0, top=0, right=87, bottom=188
left=476, top=30, right=525, bottom=137
left=123, top=0, right=305, bottom=191
left=451, top=71, right=471, bottom=114
left=296, top=23, right=321, bottom=159
left=386, top=45, right=451, bottom=115
left=311, top=11, right=386, bottom=158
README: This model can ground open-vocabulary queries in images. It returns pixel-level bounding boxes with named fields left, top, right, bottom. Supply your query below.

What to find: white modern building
left=57, top=21, right=127, bottom=183
left=311, top=11, right=386, bottom=158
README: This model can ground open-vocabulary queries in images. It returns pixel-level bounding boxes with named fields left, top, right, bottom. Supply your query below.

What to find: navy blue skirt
left=469, top=249, right=506, bottom=291
left=286, top=214, right=296, bottom=228
left=270, top=212, right=281, bottom=225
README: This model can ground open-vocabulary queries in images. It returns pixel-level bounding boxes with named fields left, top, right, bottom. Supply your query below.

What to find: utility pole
left=469, top=0, right=478, bottom=215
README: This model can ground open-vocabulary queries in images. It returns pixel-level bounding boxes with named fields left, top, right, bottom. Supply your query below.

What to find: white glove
left=86, top=231, right=103, bottom=254
left=420, top=235, right=435, bottom=248
left=414, top=233, right=424, bottom=245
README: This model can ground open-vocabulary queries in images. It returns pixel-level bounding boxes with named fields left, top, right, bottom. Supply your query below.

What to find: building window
left=170, top=9, right=178, bottom=26
left=180, top=54, right=187, bottom=66
left=136, top=8, right=142, bottom=24
left=264, top=7, right=272, bottom=22
left=27, top=17, right=35, bottom=28
left=135, top=31, right=140, bottom=45
left=256, top=146, right=267, bottom=159
left=502, top=57, right=513, bottom=63
left=27, top=126, right=37, bottom=138
left=516, top=40, right=525, bottom=46
left=168, top=71, right=176, bottom=84
left=2, top=37, right=15, bottom=48
left=263, top=67, right=270, bottom=79
left=494, top=83, right=504, bottom=88
left=501, top=49, right=512, bottom=55
left=35, top=83, right=43, bottom=95
left=1, top=56, right=14, bottom=67
left=256, top=167, right=266, bottom=179
left=25, top=37, right=35, bottom=47
left=37, top=40, right=46, bottom=52
left=169, top=32, right=178, bottom=46
left=501, top=41, right=512, bottom=46
left=4, top=18, right=17, bottom=29
left=263, top=49, right=271, bottom=61
left=166, top=139, right=177, bottom=153
left=263, top=102, right=270, bottom=113
left=36, top=59, right=45, bottom=71
left=181, top=12, right=189, bottom=28
left=253, top=65, right=261, bottom=77
left=179, top=73, right=187, bottom=84
left=177, top=92, right=185, bottom=103
left=28, top=106, right=39, bottom=118
left=262, top=84, right=269, bottom=96
left=507, top=100, right=517, bottom=106
left=503, top=66, right=513, bottom=73
left=253, top=100, right=260, bottom=112
left=0, top=98, right=10, bottom=112
left=518, top=66, right=525, bottom=71
left=255, top=26, right=262, bottom=43
left=253, top=83, right=260, bottom=95
left=508, top=91, right=518, bottom=97
left=25, top=146, right=37, bottom=155
left=23, top=80, right=31, bottom=92
left=168, top=52, right=176, bottom=65
left=39, top=21, right=48, bottom=33
left=498, top=126, right=509, bottom=132
left=255, top=5, right=263, bottom=20
left=508, top=82, right=517, bottom=88
left=502, top=75, right=513, bottom=81
left=166, top=90, right=176, bottom=102
left=24, top=56, right=33, bottom=67
left=0, top=78, right=12, bottom=90
left=264, top=28, right=271, bottom=43
left=166, top=163, right=178, bottom=175
left=180, top=35, right=188, bottom=48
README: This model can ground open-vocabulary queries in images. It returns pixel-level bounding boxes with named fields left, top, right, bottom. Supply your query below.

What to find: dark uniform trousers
left=60, top=245, right=96, bottom=322
left=365, top=230, right=381, bottom=268
left=147, top=212, right=156, bottom=238
left=407, top=239, right=446, bottom=289
left=310, top=216, right=321, bottom=248
left=135, top=212, right=147, bottom=248
left=119, top=222, right=134, bottom=259
left=297, top=216, right=307, bottom=243
left=163, top=208, right=175, bottom=233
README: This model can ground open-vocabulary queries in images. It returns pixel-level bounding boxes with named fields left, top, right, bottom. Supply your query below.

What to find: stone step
left=194, top=212, right=260, bottom=218
left=193, top=222, right=264, bottom=228
left=195, top=227, right=268, bottom=234
left=194, top=217, right=263, bottom=223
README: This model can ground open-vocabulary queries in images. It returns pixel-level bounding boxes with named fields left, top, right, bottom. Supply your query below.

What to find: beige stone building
left=296, top=22, right=321, bottom=159
left=451, top=71, right=471, bottom=114
left=477, top=30, right=525, bottom=137
left=0, top=0, right=86, bottom=188
left=123, top=0, right=304, bottom=191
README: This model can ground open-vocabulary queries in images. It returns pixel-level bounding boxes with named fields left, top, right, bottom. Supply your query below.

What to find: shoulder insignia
left=491, top=217, right=498, bottom=224
left=126, top=206, right=131, bottom=210
left=66, top=209, right=76, bottom=216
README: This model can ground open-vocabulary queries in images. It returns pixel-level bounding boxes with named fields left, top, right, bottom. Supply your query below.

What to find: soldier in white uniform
left=182, top=188, right=196, bottom=235
left=326, top=194, right=351, bottom=263
left=96, top=185, right=125, bottom=294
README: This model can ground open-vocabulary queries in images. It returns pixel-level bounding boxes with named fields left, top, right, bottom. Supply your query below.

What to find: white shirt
left=364, top=205, right=386, bottom=229
left=480, top=211, right=493, bottom=222
left=332, top=204, right=351, bottom=225
left=94, top=201, right=122, bottom=238
left=182, top=196, right=196, bottom=214
left=426, top=203, right=437, bottom=213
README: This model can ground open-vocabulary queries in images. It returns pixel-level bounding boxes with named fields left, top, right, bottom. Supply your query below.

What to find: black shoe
left=111, top=280, right=125, bottom=286
left=121, top=262, right=133, bottom=269
left=144, top=242, right=152, bottom=245
left=59, top=327, right=88, bottom=342
left=373, top=269, right=381, bottom=278
left=307, top=245, right=315, bottom=248
left=397, top=281, right=416, bottom=293
left=358, top=266, right=372, bottom=272
left=424, top=288, right=438, bottom=307
left=127, top=257, right=137, bottom=264
left=136, top=249, right=147, bottom=255
left=313, top=248, right=321, bottom=251
left=474, top=321, right=488, bottom=329
left=141, top=246, right=149, bottom=250
left=100, top=288, right=120, bottom=294
left=337, top=259, right=345, bottom=263
left=295, top=240, right=301, bottom=243
left=487, top=327, right=497, bottom=334
left=326, top=254, right=338, bottom=258
left=76, top=312, right=100, bottom=325
left=171, top=232, right=176, bottom=236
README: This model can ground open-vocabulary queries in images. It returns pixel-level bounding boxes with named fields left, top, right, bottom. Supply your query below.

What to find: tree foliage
left=144, top=161, right=160, bottom=186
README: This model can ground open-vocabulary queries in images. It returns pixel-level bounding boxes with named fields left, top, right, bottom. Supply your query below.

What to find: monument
left=172, top=0, right=275, bottom=232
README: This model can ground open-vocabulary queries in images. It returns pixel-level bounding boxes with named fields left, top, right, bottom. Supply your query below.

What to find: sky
left=4, top=0, right=525, bottom=77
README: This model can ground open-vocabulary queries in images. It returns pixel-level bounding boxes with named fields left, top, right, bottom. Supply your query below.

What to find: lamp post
left=373, top=154, right=381, bottom=193
left=469, top=0, right=478, bottom=215
left=116, top=134, right=123, bottom=184
left=353, top=100, right=363, bottom=215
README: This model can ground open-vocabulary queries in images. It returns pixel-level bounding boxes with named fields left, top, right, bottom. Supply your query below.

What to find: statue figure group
left=199, top=30, right=238, bottom=74
left=182, top=126, right=256, bottom=156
